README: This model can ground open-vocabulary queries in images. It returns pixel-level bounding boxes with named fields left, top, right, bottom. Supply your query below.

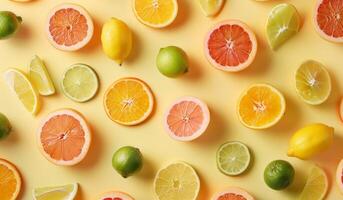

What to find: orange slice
left=97, top=191, right=134, bottom=200
left=237, top=84, right=286, bottom=129
left=37, top=109, right=91, bottom=166
left=0, top=159, right=21, bottom=200
left=104, top=77, right=154, bottom=126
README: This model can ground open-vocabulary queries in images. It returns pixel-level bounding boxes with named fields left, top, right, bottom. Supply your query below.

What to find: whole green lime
left=264, top=160, right=295, bottom=190
left=0, top=11, right=22, bottom=39
left=156, top=46, right=188, bottom=78
left=0, top=113, right=11, bottom=140
left=112, top=146, right=143, bottom=178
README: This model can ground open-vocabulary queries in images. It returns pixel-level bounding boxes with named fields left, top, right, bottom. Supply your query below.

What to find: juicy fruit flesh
left=217, top=193, right=247, bottom=200
left=298, top=166, right=328, bottom=200
left=316, top=0, right=343, bottom=38
left=29, top=55, right=55, bottom=95
left=198, top=0, right=224, bottom=17
left=134, top=0, right=176, bottom=25
left=34, top=183, right=77, bottom=200
left=0, top=164, right=18, bottom=199
left=103, top=198, right=123, bottom=200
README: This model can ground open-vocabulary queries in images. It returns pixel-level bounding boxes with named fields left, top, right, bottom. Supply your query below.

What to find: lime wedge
left=198, top=0, right=224, bottom=17
left=29, top=55, right=55, bottom=96
left=298, top=165, right=328, bottom=200
left=33, top=183, right=78, bottom=200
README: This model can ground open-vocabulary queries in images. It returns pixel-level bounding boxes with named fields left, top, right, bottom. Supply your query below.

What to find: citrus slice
left=154, top=162, right=200, bottom=200
left=3, top=68, right=40, bottom=115
left=61, top=64, right=99, bottom=102
left=237, top=84, right=286, bottom=129
left=216, top=141, right=251, bottom=176
left=0, top=159, right=21, bottom=200
left=298, top=165, right=328, bottom=200
left=33, top=183, right=78, bottom=200
left=212, top=187, right=255, bottom=200
left=29, top=55, right=55, bottom=96
left=164, top=96, right=210, bottom=141
left=198, top=0, right=224, bottom=17
left=133, top=0, right=178, bottom=28
left=46, top=3, right=94, bottom=51
left=266, top=3, right=300, bottom=50
left=97, top=191, right=134, bottom=200
left=204, top=20, right=257, bottom=72
left=104, top=77, right=154, bottom=126
left=37, top=109, right=91, bottom=166
left=314, top=0, right=343, bottom=43
left=336, top=159, right=343, bottom=193
left=339, top=98, right=343, bottom=122
left=295, top=60, right=331, bottom=105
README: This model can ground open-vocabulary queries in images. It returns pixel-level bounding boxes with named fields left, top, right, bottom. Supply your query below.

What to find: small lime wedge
left=198, top=0, right=224, bottom=17
left=298, top=165, right=328, bottom=200
left=29, top=55, right=55, bottom=96
left=33, top=183, right=78, bottom=200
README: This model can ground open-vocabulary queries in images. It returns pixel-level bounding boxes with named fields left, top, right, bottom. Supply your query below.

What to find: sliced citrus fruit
left=133, top=0, right=178, bottom=28
left=237, top=84, right=286, bottom=129
left=212, top=187, right=254, bottom=200
left=198, top=0, right=224, bottom=17
left=46, top=3, right=94, bottom=51
left=29, top=55, right=55, bottom=96
left=266, top=3, right=301, bottom=50
left=205, top=20, right=257, bottom=72
left=164, top=96, right=210, bottom=141
left=3, top=68, right=40, bottom=115
left=97, top=191, right=134, bottom=200
left=216, top=141, right=251, bottom=176
left=0, top=159, right=21, bottom=200
left=339, top=98, right=343, bottom=122
left=61, top=63, right=99, bottom=102
left=37, top=109, right=91, bottom=166
left=104, top=77, right=154, bottom=126
left=295, top=60, right=331, bottom=105
left=314, top=0, right=343, bottom=43
left=337, top=159, right=343, bottom=193
left=33, top=183, right=78, bottom=200
left=298, top=165, right=328, bottom=200
left=154, top=162, right=200, bottom=200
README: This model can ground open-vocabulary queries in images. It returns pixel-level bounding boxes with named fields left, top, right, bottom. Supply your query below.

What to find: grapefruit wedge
left=337, top=159, right=343, bottom=193
left=37, top=109, right=91, bottom=166
left=212, top=187, right=255, bottom=200
left=205, top=20, right=257, bottom=72
left=97, top=191, right=134, bottom=200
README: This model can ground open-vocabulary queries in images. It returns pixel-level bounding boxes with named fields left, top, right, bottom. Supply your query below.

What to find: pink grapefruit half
left=97, top=191, right=134, bottom=200
left=337, top=159, right=343, bottom=193
left=212, top=187, right=255, bottom=200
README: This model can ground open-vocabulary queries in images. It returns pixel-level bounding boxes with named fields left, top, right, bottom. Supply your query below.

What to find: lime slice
left=33, top=183, right=78, bottom=200
left=3, top=68, right=40, bottom=115
left=266, top=3, right=300, bottom=50
left=295, top=60, right=331, bottom=105
left=198, top=0, right=224, bottom=17
left=298, top=165, right=328, bottom=200
left=29, top=55, right=55, bottom=96
left=154, top=162, right=200, bottom=200
left=216, top=141, right=251, bottom=176
left=61, top=64, right=99, bottom=102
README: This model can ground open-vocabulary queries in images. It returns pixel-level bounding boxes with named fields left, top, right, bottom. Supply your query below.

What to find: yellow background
left=1, top=0, right=343, bottom=199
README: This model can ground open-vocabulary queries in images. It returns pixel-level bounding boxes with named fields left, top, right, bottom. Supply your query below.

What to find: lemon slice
left=298, top=165, right=328, bottom=200
left=266, top=3, right=300, bottom=50
left=33, top=183, right=78, bottom=200
left=29, top=55, right=55, bottom=96
left=295, top=60, right=331, bottom=105
left=154, top=162, right=200, bottom=200
left=198, top=0, right=224, bottom=17
left=3, top=68, right=40, bottom=115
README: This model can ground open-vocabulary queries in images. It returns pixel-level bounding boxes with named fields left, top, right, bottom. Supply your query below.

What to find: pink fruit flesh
left=217, top=193, right=247, bottom=200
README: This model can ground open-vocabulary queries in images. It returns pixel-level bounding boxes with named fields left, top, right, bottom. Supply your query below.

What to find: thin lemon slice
left=154, top=162, right=200, bottom=200
left=33, top=183, right=78, bottom=200
left=298, top=165, right=328, bottom=200
left=295, top=60, right=331, bottom=105
left=29, top=55, right=55, bottom=96
left=198, top=0, right=224, bottom=17
left=3, top=68, right=40, bottom=115
left=266, top=3, right=300, bottom=50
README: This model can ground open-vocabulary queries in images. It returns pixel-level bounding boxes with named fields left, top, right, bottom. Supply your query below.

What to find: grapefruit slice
left=337, top=159, right=343, bottom=193
left=164, top=96, right=210, bottom=141
left=212, top=187, right=255, bottom=200
left=0, top=159, right=21, bottom=200
left=314, top=0, right=343, bottom=43
left=204, top=20, right=257, bottom=72
left=97, top=191, right=134, bottom=200
left=37, top=109, right=91, bottom=166
left=46, top=3, right=94, bottom=51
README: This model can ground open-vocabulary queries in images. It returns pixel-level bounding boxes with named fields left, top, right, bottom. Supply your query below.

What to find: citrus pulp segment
left=29, top=55, right=55, bottom=96
left=198, top=0, right=224, bottom=17
left=298, top=165, right=328, bottom=200
left=97, top=191, right=134, bottom=200
left=0, top=159, right=21, bottom=200
left=337, top=159, right=343, bottom=193
left=37, top=109, right=91, bottom=166
left=340, top=98, right=343, bottom=122
left=212, top=187, right=255, bottom=200
left=205, top=20, right=257, bottom=72
left=33, top=183, right=78, bottom=200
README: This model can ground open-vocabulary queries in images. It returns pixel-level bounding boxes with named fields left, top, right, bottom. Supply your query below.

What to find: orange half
left=0, top=159, right=21, bottom=200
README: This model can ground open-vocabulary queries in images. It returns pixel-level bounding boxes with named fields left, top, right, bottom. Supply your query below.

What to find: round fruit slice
left=33, top=183, right=78, bottom=200
left=97, top=191, right=134, bottom=200
left=133, top=0, right=178, bottom=28
left=29, top=55, right=55, bottom=96
left=104, top=77, right=154, bottom=126
left=205, top=20, right=257, bottom=72
left=46, top=3, right=94, bottom=51
left=3, top=68, right=40, bottom=115
left=37, top=109, right=91, bottom=166
left=298, top=165, right=328, bottom=200
left=164, top=96, right=210, bottom=141
left=212, top=187, right=254, bottom=200
left=237, top=84, right=286, bottom=129
left=61, top=63, right=99, bottom=102
left=314, top=0, right=343, bottom=43
left=0, top=159, right=21, bottom=200
left=154, top=162, right=200, bottom=200
left=216, top=141, right=251, bottom=176
left=198, top=0, right=224, bottom=17
left=337, top=159, right=343, bottom=193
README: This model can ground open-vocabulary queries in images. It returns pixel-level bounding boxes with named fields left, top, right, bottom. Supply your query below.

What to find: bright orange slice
left=37, top=109, right=91, bottom=166
left=0, top=159, right=21, bottom=200
left=104, top=77, right=154, bottom=126
left=237, top=84, right=286, bottom=129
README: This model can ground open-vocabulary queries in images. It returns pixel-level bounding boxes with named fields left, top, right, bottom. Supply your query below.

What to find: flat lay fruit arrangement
left=1, top=0, right=343, bottom=200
